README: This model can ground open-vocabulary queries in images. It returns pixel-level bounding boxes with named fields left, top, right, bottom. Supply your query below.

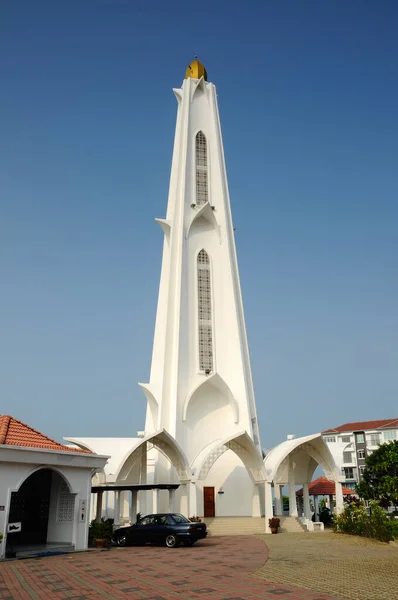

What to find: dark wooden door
left=203, top=487, right=215, bottom=517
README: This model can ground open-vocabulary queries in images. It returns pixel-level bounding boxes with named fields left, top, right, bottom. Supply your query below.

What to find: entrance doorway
left=203, top=487, right=215, bottom=517
left=8, top=469, right=52, bottom=548
left=5, top=468, right=75, bottom=558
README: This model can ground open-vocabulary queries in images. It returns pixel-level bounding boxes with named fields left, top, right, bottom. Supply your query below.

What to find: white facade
left=263, top=433, right=345, bottom=533
left=0, top=445, right=107, bottom=559
left=139, top=62, right=263, bottom=517
left=322, top=421, right=398, bottom=491
left=66, top=60, right=265, bottom=520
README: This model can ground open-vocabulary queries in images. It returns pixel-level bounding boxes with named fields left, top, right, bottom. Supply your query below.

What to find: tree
left=356, top=440, right=398, bottom=509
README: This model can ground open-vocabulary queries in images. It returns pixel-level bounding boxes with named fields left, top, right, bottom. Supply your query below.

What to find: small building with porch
left=0, top=415, right=107, bottom=559
left=296, top=476, right=354, bottom=521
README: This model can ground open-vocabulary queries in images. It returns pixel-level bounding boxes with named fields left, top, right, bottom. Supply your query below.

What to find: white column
left=189, top=483, right=197, bottom=518
left=130, top=490, right=138, bottom=523
left=139, top=444, right=147, bottom=516
left=114, top=491, right=121, bottom=527
left=274, top=484, right=282, bottom=516
left=314, top=495, right=320, bottom=521
left=335, top=482, right=344, bottom=514
left=303, top=484, right=311, bottom=520
left=180, top=484, right=189, bottom=516
left=288, top=466, right=298, bottom=517
left=95, top=491, right=103, bottom=522
left=264, top=482, right=273, bottom=534
left=152, top=488, right=159, bottom=514
left=168, top=489, right=176, bottom=513
left=121, top=491, right=130, bottom=521
left=250, top=484, right=260, bottom=517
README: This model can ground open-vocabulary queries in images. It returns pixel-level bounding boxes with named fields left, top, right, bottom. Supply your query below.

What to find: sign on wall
left=79, top=500, right=87, bottom=522
left=7, top=522, right=22, bottom=533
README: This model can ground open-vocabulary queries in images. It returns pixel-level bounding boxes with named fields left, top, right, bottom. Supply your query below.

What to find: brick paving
left=254, top=532, right=398, bottom=600
left=0, top=536, right=342, bottom=600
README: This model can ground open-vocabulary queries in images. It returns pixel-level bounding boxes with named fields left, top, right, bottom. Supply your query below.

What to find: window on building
left=197, top=249, right=213, bottom=371
left=196, top=131, right=208, bottom=206
left=357, top=450, right=365, bottom=460
left=342, top=467, right=355, bottom=479
left=344, top=481, right=356, bottom=490
left=359, top=466, right=366, bottom=475
left=57, top=482, right=75, bottom=523
left=324, top=436, right=336, bottom=443
left=341, top=436, right=351, bottom=443
left=355, top=433, right=365, bottom=443
left=343, top=452, right=353, bottom=464
left=384, top=430, right=397, bottom=441
left=367, top=434, right=381, bottom=446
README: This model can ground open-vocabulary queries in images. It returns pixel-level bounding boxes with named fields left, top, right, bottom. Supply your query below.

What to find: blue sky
left=1, top=1, right=397, bottom=449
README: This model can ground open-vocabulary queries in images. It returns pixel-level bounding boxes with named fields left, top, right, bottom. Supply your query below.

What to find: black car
left=113, top=513, right=207, bottom=548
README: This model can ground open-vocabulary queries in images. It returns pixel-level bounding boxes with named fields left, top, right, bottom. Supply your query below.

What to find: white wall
left=47, top=471, right=74, bottom=544
left=0, top=459, right=96, bottom=558
left=195, top=451, right=257, bottom=517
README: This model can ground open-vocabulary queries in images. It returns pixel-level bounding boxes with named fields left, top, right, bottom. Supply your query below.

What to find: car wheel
left=165, top=534, right=177, bottom=548
left=117, top=534, right=128, bottom=547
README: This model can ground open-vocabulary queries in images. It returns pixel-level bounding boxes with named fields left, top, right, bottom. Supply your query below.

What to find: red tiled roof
left=0, top=415, right=93, bottom=454
left=296, top=477, right=353, bottom=497
left=322, top=418, right=398, bottom=434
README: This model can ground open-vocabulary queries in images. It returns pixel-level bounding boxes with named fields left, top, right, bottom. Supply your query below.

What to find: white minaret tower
left=140, top=59, right=263, bottom=517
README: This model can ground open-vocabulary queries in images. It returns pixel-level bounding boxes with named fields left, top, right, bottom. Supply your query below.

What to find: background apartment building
left=322, top=419, right=398, bottom=490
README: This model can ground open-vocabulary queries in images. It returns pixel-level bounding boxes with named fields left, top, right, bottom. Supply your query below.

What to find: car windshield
left=170, top=513, right=190, bottom=523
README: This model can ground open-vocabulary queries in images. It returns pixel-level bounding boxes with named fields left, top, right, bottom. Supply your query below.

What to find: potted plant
left=269, top=517, right=280, bottom=534
left=89, top=519, right=113, bottom=548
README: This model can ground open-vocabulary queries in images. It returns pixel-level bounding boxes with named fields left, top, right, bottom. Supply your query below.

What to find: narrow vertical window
left=196, top=131, right=208, bottom=206
left=197, top=250, right=213, bottom=371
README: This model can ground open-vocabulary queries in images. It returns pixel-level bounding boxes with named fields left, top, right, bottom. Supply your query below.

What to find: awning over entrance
left=91, top=484, right=179, bottom=493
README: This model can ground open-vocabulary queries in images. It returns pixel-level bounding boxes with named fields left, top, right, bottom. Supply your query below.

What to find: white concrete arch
left=263, top=433, right=345, bottom=532
left=183, top=372, right=239, bottom=423
left=263, top=433, right=341, bottom=484
left=15, top=465, right=74, bottom=494
left=187, top=202, right=220, bottom=239
left=115, top=429, right=190, bottom=483
left=91, top=469, right=106, bottom=486
left=193, top=431, right=265, bottom=484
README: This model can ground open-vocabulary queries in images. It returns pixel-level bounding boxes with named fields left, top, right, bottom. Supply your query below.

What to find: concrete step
left=14, top=543, right=75, bottom=558
left=278, top=517, right=307, bottom=533
left=202, top=516, right=308, bottom=536
left=204, top=517, right=264, bottom=536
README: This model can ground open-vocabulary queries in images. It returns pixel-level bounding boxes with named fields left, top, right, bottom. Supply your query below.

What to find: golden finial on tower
left=185, top=57, right=208, bottom=81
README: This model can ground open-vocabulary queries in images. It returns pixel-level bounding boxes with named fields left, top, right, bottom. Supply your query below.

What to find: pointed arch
left=197, top=249, right=213, bottom=372
left=196, top=131, right=208, bottom=206
left=186, top=202, right=220, bottom=240
left=193, top=432, right=265, bottom=483
left=115, top=429, right=191, bottom=483
left=183, top=372, right=239, bottom=423
left=263, top=433, right=342, bottom=484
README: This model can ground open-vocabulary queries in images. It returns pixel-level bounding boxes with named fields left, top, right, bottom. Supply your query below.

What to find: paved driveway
left=254, top=532, right=398, bottom=600
left=0, top=536, right=341, bottom=600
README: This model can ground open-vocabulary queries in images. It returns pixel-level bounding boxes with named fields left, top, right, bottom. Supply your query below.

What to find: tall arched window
left=196, top=131, right=208, bottom=206
left=197, top=249, right=213, bottom=371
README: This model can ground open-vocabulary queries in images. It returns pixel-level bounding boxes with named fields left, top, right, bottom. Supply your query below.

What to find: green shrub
left=333, top=500, right=393, bottom=542
left=89, top=519, right=113, bottom=540
left=388, top=519, right=398, bottom=539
